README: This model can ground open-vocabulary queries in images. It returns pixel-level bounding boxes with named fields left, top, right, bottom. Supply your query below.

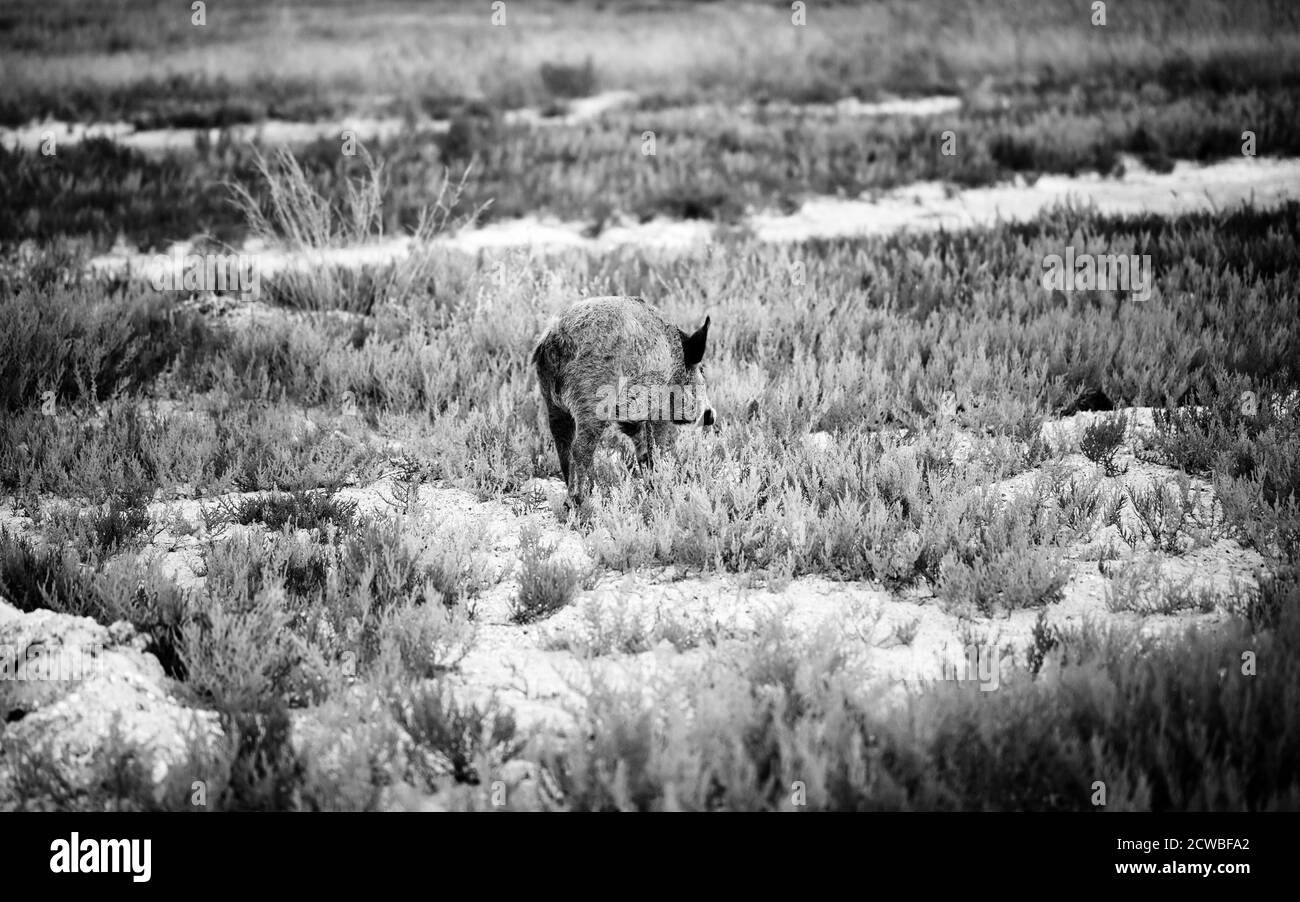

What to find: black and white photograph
left=0, top=0, right=1295, bottom=879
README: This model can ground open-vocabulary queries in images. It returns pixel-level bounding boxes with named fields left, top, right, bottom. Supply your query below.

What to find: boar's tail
left=531, top=334, right=557, bottom=374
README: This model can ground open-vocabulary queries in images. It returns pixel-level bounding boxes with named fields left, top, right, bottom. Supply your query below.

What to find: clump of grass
left=0, top=396, right=383, bottom=505
left=939, top=548, right=1070, bottom=615
left=1143, top=383, right=1289, bottom=477
left=218, top=707, right=306, bottom=811
left=437, top=109, right=500, bottom=165
left=510, top=523, right=589, bottom=624
left=1240, top=564, right=1299, bottom=629
left=198, top=513, right=483, bottom=684
left=88, top=498, right=153, bottom=553
left=289, top=683, right=418, bottom=811
left=537, top=615, right=857, bottom=811
left=339, top=517, right=489, bottom=608
left=228, top=146, right=480, bottom=314
left=0, top=529, right=92, bottom=614
left=1025, top=610, right=1060, bottom=676
left=462, top=412, right=540, bottom=496
left=392, top=680, right=524, bottom=787
left=539, top=58, right=597, bottom=99
left=888, top=616, right=921, bottom=647
left=12, top=699, right=379, bottom=812
left=199, top=528, right=334, bottom=599
left=374, top=600, right=475, bottom=679
left=180, top=587, right=325, bottom=713
left=0, top=530, right=191, bottom=678
left=1104, top=555, right=1220, bottom=614
left=1052, top=475, right=1105, bottom=537
left=1121, top=476, right=1198, bottom=554
left=936, top=491, right=1073, bottom=615
left=1080, top=413, right=1128, bottom=476
left=220, top=490, right=358, bottom=533
left=40, top=496, right=154, bottom=560
left=0, top=268, right=217, bottom=414
left=542, top=597, right=730, bottom=657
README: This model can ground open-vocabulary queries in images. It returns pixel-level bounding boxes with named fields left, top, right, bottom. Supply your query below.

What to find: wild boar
left=532, top=295, right=715, bottom=505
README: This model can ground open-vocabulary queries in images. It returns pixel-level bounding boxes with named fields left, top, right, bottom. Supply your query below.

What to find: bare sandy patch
left=750, top=155, right=1300, bottom=242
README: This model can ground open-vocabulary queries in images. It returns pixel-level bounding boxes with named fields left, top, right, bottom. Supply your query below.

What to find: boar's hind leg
left=545, top=399, right=576, bottom=484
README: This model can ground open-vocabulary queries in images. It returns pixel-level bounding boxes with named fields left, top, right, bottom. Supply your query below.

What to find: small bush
left=0, top=529, right=92, bottom=614
left=1104, top=555, right=1220, bottom=614
left=219, top=707, right=306, bottom=811
left=375, top=601, right=475, bottom=679
left=393, top=681, right=524, bottom=786
left=1053, top=476, right=1104, bottom=537
left=889, top=616, right=921, bottom=647
left=180, top=587, right=325, bottom=713
left=510, top=523, right=588, bottom=624
left=1080, top=413, right=1128, bottom=476
left=40, top=496, right=153, bottom=560
left=542, top=597, right=731, bottom=657
left=934, top=490, right=1072, bottom=614
left=199, top=513, right=486, bottom=683
left=539, top=59, right=597, bottom=99
left=1123, top=476, right=1197, bottom=554
left=223, top=490, right=358, bottom=533
left=0, top=531, right=189, bottom=678
left=1025, top=610, right=1060, bottom=676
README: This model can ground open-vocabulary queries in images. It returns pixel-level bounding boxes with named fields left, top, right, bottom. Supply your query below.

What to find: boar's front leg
left=566, top=419, right=604, bottom=506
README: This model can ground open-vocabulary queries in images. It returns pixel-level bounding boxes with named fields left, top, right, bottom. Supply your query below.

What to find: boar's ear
left=680, top=316, right=710, bottom=367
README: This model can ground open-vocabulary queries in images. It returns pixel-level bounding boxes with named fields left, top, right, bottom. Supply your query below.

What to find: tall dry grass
left=227, top=146, right=485, bottom=313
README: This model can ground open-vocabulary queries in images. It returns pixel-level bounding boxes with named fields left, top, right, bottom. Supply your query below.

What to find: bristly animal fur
left=532, top=295, right=714, bottom=506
